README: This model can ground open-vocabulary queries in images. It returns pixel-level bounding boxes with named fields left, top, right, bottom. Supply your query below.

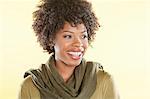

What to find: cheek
left=83, top=40, right=89, bottom=49
left=54, top=41, right=69, bottom=53
left=54, top=43, right=62, bottom=54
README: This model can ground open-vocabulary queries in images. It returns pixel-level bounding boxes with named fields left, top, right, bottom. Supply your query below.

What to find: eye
left=81, top=34, right=88, bottom=39
left=63, top=35, right=72, bottom=39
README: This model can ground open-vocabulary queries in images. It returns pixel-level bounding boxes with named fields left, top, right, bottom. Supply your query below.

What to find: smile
left=67, top=52, right=82, bottom=56
left=67, top=52, right=83, bottom=60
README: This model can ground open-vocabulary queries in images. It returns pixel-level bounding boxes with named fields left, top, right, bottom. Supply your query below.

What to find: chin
left=66, top=59, right=82, bottom=67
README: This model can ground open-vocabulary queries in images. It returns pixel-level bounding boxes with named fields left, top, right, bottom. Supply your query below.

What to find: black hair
left=32, top=0, right=100, bottom=54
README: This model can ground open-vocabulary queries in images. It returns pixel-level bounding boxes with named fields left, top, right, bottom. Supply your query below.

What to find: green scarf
left=24, top=55, right=97, bottom=99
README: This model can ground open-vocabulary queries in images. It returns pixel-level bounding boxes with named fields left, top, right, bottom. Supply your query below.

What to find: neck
left=55, top=60, right=76, bottom=82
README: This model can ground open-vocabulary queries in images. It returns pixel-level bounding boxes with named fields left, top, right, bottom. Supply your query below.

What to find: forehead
left=62, top=22, right=87, bottom=32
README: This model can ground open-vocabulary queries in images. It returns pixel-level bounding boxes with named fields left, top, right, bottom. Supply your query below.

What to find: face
left=54, top=22, right=89, bottom=67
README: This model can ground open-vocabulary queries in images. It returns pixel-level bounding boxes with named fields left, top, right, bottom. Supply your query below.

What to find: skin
left=54, top=22, right=89, bottom=82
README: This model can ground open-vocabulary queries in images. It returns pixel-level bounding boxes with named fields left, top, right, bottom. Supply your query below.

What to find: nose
left=73, top=37, right=83, bottom=47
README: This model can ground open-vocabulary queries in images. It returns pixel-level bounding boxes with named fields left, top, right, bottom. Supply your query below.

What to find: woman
left=18, top=0, right=119, bottom=99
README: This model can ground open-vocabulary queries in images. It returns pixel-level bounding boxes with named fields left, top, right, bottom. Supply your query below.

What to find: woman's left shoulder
left=86, top=61, right=104, bottom=73
left=90, top=61, right=114, bottom=85
left=92, top=62, right=120, bottom=99
left=86, top=60, right=115, bottom=82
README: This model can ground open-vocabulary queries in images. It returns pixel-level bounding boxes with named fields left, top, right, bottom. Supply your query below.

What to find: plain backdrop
left=0, top=0, right=150, bottom=99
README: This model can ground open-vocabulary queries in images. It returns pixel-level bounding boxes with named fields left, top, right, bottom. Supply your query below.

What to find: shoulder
left=21, top=75, right=35, bottom=88
left=91, top=61, right=114, bottom=88
left=86, top=61, right=104, bottom=75
left=21, top=75, right=33, bottom=87
left=92, top=62, right=120, bottom=99
left=18, top=75, right=40, bottom=99
left=86, top=61, right=112, bottom=84
left=89, top=61, right=111, bottom=83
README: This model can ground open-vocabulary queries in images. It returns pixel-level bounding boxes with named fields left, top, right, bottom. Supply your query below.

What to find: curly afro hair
left=32, top=0, right=100, bottom=54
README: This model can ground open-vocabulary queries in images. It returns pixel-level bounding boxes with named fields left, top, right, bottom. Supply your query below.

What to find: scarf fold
left=24, top=55, right=97, bottom=99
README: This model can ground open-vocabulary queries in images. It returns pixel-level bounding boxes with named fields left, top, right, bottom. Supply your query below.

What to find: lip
left=67, top=51, right=83, bottom=60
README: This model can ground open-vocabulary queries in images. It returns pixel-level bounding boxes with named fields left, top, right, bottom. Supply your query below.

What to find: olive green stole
left=24, top=55, right=97, bottom=99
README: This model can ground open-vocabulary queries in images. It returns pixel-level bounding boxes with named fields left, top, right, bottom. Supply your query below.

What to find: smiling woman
left=18, top=0, right=119, bottom=99
left=54, top=22, right=89, bottom=82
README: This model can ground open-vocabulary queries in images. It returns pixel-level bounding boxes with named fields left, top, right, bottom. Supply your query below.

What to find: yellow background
left=0, top=0, right=150, bottom=99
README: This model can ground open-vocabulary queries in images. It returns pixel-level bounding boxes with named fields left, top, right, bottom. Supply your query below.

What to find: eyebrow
left=63, top=30, right=87, bottom=33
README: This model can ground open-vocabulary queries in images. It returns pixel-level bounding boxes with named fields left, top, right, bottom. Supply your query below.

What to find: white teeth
left=68, top=52, right=82, bottom=56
